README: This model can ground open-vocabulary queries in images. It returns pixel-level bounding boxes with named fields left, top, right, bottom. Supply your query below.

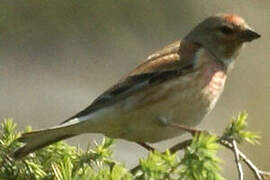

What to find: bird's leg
left=137, top=142, right=155, bottom=151
left=168, top=123, right=201, bottom=136
left=158, top=116, right=201, bottom=136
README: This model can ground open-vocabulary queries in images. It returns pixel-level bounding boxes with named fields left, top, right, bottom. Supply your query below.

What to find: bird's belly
left=121, top=81, right=208, bottom=142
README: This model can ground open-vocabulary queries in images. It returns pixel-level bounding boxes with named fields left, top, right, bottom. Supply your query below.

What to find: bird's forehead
left=222, top=14, right=246, bottom=26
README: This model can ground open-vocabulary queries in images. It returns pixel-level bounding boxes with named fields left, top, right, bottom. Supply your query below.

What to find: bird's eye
left=220, top=25, right=234, bottom=35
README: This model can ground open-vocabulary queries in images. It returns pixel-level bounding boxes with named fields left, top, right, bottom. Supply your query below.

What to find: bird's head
left=185, top=14, right=261, bottom=66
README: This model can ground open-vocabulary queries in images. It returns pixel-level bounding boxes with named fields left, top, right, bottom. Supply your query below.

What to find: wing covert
left=63, top=40, right=200, bottom=122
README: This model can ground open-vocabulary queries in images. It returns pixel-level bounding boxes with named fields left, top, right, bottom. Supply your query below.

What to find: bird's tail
left=13, top=123, right=80, bottom=159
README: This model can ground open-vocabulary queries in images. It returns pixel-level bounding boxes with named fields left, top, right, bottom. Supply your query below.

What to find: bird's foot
left=137, top=142, right=155, bottom=151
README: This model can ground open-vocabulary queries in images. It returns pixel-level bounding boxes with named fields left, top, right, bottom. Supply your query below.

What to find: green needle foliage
left=133, top=134, right=223, bottom=180
left=0, top=113, right=262, bottom=180
left=0, top=118, right=131, bottom=180
left=223, top=112, right=260, bottom=144
left=178, top=134, right=223, bottom=180
left=135, top=150, right=178, bottom=179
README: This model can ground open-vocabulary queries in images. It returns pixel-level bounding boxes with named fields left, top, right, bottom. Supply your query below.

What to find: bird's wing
left=63, top=40, right=200, bottom=122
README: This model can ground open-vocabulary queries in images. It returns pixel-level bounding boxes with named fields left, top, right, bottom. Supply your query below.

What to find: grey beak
left=241, top=28, right=261, bottom=42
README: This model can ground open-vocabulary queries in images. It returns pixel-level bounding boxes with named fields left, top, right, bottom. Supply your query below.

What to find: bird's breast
left=201, top=68, right=227, bottom=110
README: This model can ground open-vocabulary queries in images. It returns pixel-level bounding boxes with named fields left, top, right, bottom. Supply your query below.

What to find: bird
left=13, top=13, right=260, bottom=159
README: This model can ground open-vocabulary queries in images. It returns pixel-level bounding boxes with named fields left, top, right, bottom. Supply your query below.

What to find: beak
left=241, top=28, right=261, bottom=42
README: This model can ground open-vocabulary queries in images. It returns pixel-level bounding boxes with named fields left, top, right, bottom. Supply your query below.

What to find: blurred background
left=0, top=0, right=269, bottom=179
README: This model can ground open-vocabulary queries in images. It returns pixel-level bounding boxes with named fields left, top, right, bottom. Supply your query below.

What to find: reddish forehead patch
left=223, top=14, right=245, bottom=26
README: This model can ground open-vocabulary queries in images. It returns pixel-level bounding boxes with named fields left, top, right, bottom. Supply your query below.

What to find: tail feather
left=13, top=124, right=79, bottom=159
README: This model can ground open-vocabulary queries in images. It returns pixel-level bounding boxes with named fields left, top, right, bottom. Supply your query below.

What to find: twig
left=239, top=150, right=262, bottom=179
left=169, top=139, right=192, bottom=154
left=169, top=123, right=270, bottom=180
left=131, top=125, right=270, bottom=179
left=167, top=136, right=269, bottom=180
left=131, top=139, right=192, bottom=174
left=130, top=164, right=140, bottom=174
left=260, top=170, right=270, bottom=177
left=219, top=138, right=270, bottom=180
left=232, top=140, right=244, bottom=180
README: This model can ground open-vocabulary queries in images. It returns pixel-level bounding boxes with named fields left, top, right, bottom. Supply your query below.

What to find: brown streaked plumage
left=13, top=14, right=260, bottom=159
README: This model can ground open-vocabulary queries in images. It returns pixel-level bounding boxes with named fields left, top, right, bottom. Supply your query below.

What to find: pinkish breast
left=200, top=62, right=227, bottom=110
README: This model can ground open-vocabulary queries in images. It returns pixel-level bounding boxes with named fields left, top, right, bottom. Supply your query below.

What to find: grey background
left=0, top=0, right=269, bottom=179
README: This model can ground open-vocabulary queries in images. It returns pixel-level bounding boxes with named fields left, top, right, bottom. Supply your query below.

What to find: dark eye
left=220, top=25, right=234, bottom=35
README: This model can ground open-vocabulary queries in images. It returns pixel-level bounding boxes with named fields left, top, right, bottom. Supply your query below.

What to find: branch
left=232, top=140, right=244, bottom=180
left=219, top=138, right=269, bottom=180
left=131, top=126, right=270, bottom=180
left=168, top=123, right=270, bottom=180
left=168, top=139, right=192, bottom=154
left=131, top=139, right=192, bottom=174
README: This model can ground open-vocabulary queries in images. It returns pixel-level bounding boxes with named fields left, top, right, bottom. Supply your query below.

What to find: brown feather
left=63, top=40, right=201, bottom=123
